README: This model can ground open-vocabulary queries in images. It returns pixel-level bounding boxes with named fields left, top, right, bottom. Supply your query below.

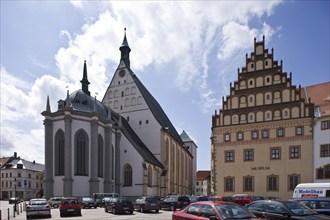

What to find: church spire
left=119, top=28, right=131, bottom=68
left=80, top=60, right=90, bottom=96
left=46, top=95, right=51, bottom=112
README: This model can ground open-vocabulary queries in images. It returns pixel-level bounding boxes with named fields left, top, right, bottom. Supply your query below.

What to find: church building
left=42, top=30, right=196, bottom=199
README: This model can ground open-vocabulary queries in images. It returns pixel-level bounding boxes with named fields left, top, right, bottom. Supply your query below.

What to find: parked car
left=232, top=194, right=253, bottom=206
left=105, top=197, right=134, bottom=214
left=293, top=197, right=330, bottom=215
left=26, top=198, right=51, bottom=219
left=47, top=196, right=62, bottom=208
left=59, top=197, right=82, bottom=217
left=208, top=196, right=235, bottom=202
left=99, top=197, right=111, bottom=208
left=246, top=199, right=330, bottom=219
left=81, top=197, right=97, bottom=209
left=172, top=201, right=260, bottom=220
left=189, top=196, right=209, bottom=202
left=161, top=195, right=190, bottom=211
left=9, top=197, right=22, bottom=204
left=251, top=195, right=265, bottom=201
left=133, top=196, right=160, bottom=213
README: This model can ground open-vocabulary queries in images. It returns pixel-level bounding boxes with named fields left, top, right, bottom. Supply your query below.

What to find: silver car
left=26, top=198, right=51, bottom=219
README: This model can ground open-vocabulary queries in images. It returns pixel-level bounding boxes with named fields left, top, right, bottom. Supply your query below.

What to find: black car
left=81, top=197, right=97, bottom=209
left=293, top=197, right=330, bottom=216
left=160, top=195, right=190, bottom=211
left=246, top=199, right=330, bottom=219
left=133, top=196, right=160, bottom=213
left=104, top=197, right=134, bottom=214
left=99, top=197, right=111, bottom=207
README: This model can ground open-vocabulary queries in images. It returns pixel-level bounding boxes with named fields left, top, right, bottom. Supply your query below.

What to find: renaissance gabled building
left=42, top=30, right=195, bottom=199
left=211, top=37, right=314, bottom=199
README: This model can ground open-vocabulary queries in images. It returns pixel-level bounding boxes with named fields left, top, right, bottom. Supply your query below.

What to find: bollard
left=0, top=210, right=1, bottom=220
left=7, top=208, right=9, bottom=220
left=13, top=205, right=15, bottom=218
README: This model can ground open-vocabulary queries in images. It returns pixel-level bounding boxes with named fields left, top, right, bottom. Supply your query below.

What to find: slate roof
left=65, top=89, right=109, bottom=118
left=127, top=68, right=184, bottom=146
left=302, top=82, right=330, bottom=117
left=3, top=159, right=45, bottom=171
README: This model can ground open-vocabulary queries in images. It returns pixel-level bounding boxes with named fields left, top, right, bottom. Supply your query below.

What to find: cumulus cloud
left=58, top=1, right=282, bottom=113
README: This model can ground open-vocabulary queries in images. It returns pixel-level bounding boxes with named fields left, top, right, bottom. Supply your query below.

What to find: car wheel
left=60, top=213, right=64, bottom=217
left=78, top=211, right=82, bottom=216
left=48, top=214, right=52, bottom=218
left=130, top=211, right=133, bottom=214
left=113, top=207, right=116, bottom=215
left=170, top=205, right=175, bottom=211
left=140, top=206, right=144, bottom=213
left=26, top=216, right=30, bottom=219
left=105, top=207, right=108, bottom=212
left=155, top=209, right=159, bottom=213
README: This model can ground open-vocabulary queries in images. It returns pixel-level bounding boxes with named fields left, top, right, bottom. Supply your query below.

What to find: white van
left=292, top=183, right=330, bottom=198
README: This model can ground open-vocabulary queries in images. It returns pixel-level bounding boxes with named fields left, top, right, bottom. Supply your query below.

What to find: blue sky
left=1, top=1, right=329, bottom=170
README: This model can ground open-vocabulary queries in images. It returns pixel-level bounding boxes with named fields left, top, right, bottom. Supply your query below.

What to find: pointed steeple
left=119, top=28, right=131, bottom=68
left=80, top=60, right=90, bottom=96
left=46, top=95, right=51, bottom=112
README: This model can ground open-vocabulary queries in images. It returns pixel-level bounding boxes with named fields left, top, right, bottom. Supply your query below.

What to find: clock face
left=119, top=70, right=126, bottom=78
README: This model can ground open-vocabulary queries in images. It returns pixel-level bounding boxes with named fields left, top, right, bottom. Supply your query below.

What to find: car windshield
left=216, top=204, right=255, bottom=219
left=30, top=199, right=47, bottom=205
left=282, top=201, right=318, bottom=216
left=62, top=199, right=78, bottom=204
left=83, top=198, right=93, bottom=201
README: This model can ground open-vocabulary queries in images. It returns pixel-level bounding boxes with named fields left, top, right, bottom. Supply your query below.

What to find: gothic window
left=55, top=130, right=65, bottom=176
left=148, top=165, right=152, bottom=187
left=131, top=97, right=136, bottom=106
left=288, top=174, right=300, bottom=190
left=75, top=130, right=89, bottom=176
left=125, top=87, right=130, bottom=96
left=114, top=90, right=119, bottom=98
left=137, top=96, right=143, bottom=105
left=98, top=135, right=104, bottom=177
left=108, top=91, right=113, bottom=99
left=123, top=164, right=132, bottom=186
left=243, top=176, right=254, bottom=192
left=224, top=177, right=234, bottom=192
left=267, top=175, right=279, bottom=191
left=121, top=91, right=124, bottom=97
left=131, top=86, right=136, bottom=94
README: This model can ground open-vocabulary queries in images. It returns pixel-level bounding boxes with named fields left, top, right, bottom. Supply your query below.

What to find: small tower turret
left=81, top=60, right=90, bottom=96
left=119, top=28, right=131, bottom=68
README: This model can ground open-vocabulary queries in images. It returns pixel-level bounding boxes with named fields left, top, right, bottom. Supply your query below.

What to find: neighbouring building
left=42, top=29, right=195, bottom=199
left=211, top=36, right=315, bottom=199
left=302, top=82, right=330, bottom=182
left=0, top=152, right=44, bottom=200
left=195, top=170, right=210, bottom=196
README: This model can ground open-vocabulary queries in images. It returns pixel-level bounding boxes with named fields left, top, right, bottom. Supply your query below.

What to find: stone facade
left=211, top=37, right=314, bottom=199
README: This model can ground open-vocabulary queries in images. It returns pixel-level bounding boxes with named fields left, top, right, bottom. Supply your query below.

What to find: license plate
left=123, top=207, right=129, bottom=210
left=68, top=209, right=74, bottom=211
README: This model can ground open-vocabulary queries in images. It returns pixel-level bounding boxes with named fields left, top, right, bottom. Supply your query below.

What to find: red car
left=232, top=194, right=253, bottom=206
left=172, top=201, right=260, bottom=220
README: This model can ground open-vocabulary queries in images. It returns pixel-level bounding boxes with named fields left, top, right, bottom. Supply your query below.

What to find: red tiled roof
left=302, top=82, right=330, bottom=116
left=196, top=170, right=210, bottom=180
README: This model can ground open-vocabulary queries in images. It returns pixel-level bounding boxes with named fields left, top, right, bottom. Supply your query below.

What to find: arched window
left=123, top=164, right=132, bottom=186
left=148, top=165, right=152, bottom=187
left=75, top=129, right=89, bottom=176
left=98, top=135, right=104, bottom=178
left=55, top=129, right=65, bottom=176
